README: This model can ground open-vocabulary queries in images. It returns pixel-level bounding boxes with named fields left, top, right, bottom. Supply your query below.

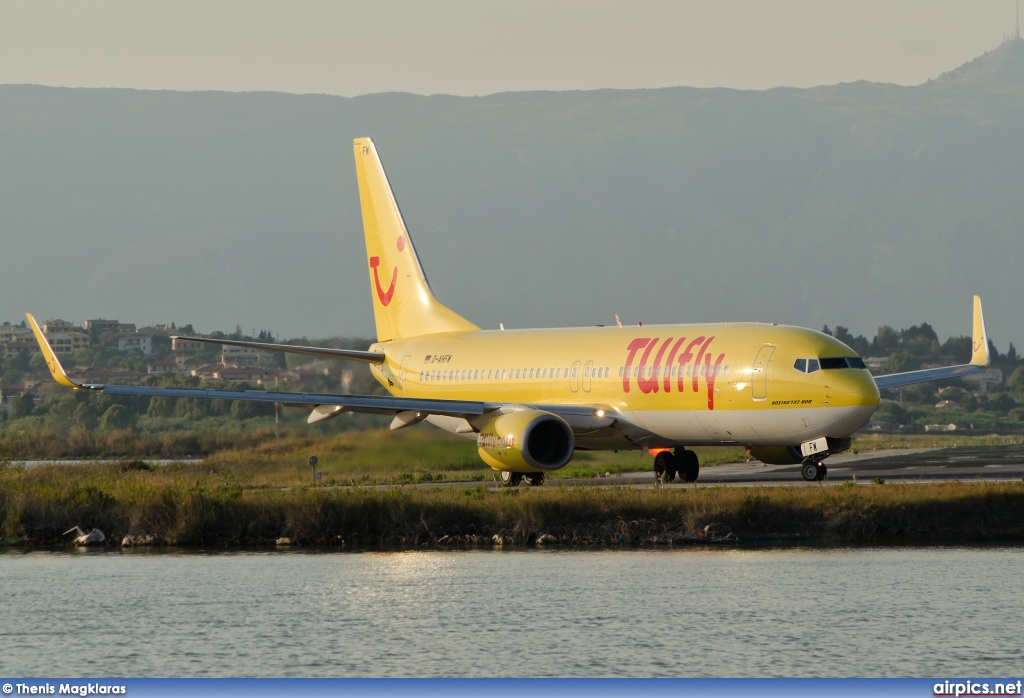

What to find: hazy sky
left=2, top=1, right=1020, bottom=95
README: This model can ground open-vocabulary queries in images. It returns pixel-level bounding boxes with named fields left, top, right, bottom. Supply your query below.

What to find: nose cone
left=830, top=369, right=881, bottom=408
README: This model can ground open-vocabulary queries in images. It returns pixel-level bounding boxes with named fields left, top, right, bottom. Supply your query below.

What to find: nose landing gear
left=801, top=459, right=828, bottom=482
left=498, top=471, right=545, bottom=487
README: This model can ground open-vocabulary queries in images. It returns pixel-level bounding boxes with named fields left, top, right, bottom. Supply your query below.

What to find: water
left=1, top=547, right=1021, bottom=677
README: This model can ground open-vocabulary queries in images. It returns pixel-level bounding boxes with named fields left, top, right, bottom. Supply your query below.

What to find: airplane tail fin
left=353, top=138, right=478, bottom=342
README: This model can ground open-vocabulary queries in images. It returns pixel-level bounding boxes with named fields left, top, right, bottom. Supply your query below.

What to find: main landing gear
left=801, top=459, right=828, bottom=482
left=654, top=449, right=700, bottom=484
left=498, top=471, right=545, bottom=487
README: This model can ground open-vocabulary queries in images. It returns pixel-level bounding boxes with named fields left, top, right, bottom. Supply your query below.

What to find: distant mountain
left=1, top=40, right=1023, bottom=348
left=929, top=37, right=1024, bottom=92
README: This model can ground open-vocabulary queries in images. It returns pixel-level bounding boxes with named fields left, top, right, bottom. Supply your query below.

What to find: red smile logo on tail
left=369, top=235, right=406, bottom=306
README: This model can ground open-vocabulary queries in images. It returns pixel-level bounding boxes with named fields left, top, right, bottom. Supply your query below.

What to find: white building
left=118, top=335, right=153, bottom=354
left=221, top=344, right=261, bottom=366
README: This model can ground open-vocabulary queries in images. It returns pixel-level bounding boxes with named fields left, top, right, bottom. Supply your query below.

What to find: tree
left=73, top=402, right=99, bottom=431
left=28, top=352, right=47, bottom=374
left=900, top=322, right=938, bottom=344
left=10, top=393, right=35, bottom=419
left=942, top=336, right=972, bottom=363
left=1008, top=366, right=1024, bottom=390
left=873, top=326, right=900, bottom=354
left=885, top=352, right=921, bottom=375
left=988, top=339, right=1002, bottom=363
left=146, top=396, right=176, bottom=419
left=99, top=404, right=136, bottom=431
left=988, top=392, right=1016, bottom=414
left=1007, top=343, right=1018, bottom=365
left=874, top=401, right=908, bottom=424
left=8, top=351, right=30, bottom=373
left=833, top=326, right=870, bottom=356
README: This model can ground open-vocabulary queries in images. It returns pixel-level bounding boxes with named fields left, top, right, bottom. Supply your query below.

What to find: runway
left=553, top=444, right=1024, bottom=488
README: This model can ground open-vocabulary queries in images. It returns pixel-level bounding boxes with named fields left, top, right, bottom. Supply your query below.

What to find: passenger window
left=794, top=358, right=806, bottom=373
left=724, top=365, right=729, bottom=376
left=807, top=359, right=820, bottom=373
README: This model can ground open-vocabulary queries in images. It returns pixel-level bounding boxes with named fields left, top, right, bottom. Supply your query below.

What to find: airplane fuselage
left=370, top=322, right=880, bottom=450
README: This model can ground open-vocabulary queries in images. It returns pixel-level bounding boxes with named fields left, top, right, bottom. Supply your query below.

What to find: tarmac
left=550, top=443, right=1024, bottom=488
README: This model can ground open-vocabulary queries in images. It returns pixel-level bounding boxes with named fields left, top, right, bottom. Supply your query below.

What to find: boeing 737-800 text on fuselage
left=28, top=138, right=991, bottom=484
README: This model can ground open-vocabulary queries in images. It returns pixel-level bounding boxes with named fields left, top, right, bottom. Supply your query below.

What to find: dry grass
left=3, top=458, right=1022, bottom=548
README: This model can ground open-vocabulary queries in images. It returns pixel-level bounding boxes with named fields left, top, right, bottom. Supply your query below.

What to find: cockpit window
left=819, top=357, right=867, bottom=370
left=793, top=358, right=821, bottom=374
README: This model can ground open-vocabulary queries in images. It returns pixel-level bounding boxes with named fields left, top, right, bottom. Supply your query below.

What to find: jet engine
left=476, top=410, right=574, bottom=473
left=750, top=437, right=852, bottom=465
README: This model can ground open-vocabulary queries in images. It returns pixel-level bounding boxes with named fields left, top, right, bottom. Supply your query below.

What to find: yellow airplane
left=28, top=137, right=991, bottom=484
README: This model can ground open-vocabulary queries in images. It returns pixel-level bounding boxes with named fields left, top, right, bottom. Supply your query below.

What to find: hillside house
left=221, top=344, right=261, bottom=366
left=47, top=331, right=89, bottom=355
left=83, top=319, right=122, bottom=333
left=118, top=335, right=153, bottom=354
left=172, top=337, right=204, bottom=352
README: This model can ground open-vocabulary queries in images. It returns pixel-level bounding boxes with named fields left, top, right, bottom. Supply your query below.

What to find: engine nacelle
left=477, top=410, right=574, bottom=473
left=750, top=437, right=853, bottom=465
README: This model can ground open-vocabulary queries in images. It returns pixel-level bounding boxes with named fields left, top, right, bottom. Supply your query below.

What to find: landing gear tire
left=801, top=461, right=827, bottom=482
left=679, top=450, right=700, bottom=482
left=654, top=452, right=676, bottom=484
left=499, top=471, right=523, bottom=487
left=524, top=473, right=545, bottom=487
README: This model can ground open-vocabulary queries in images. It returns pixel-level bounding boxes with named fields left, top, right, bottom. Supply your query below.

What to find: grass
left=4, top=425, right=1024, bottom=549
left=850, top=433, right=1024, bottom=452
left=3, top=456, right=1023, bottom=548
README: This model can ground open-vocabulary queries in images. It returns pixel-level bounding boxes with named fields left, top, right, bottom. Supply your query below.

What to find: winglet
left=971, top=295, right=990, bottom=367
left=26, top=313, right=83, bottom=388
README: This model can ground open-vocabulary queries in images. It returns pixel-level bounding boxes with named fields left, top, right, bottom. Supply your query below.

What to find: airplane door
left=399, top=355, right=412, bottom=390
left=569, top=360, right=581, bottom=393
left=582, top=360, right=594, bottom=393
left=751, top=345, right=774, bottom=401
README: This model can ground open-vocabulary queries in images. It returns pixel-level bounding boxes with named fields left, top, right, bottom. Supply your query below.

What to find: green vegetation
left=821, top=323, right=1024, bottom=434
left=3, top=459, right=1022, bottom=548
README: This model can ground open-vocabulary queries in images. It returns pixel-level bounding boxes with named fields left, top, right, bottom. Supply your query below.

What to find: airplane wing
left=26, top=313, right=612, bottom=430
left=872, top=295, right=990, bottom=390
left=170, top=335, right=384, bottom=364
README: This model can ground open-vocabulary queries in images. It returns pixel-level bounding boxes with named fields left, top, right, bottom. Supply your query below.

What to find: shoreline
left=4, top=478, right=1023, bottom=551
